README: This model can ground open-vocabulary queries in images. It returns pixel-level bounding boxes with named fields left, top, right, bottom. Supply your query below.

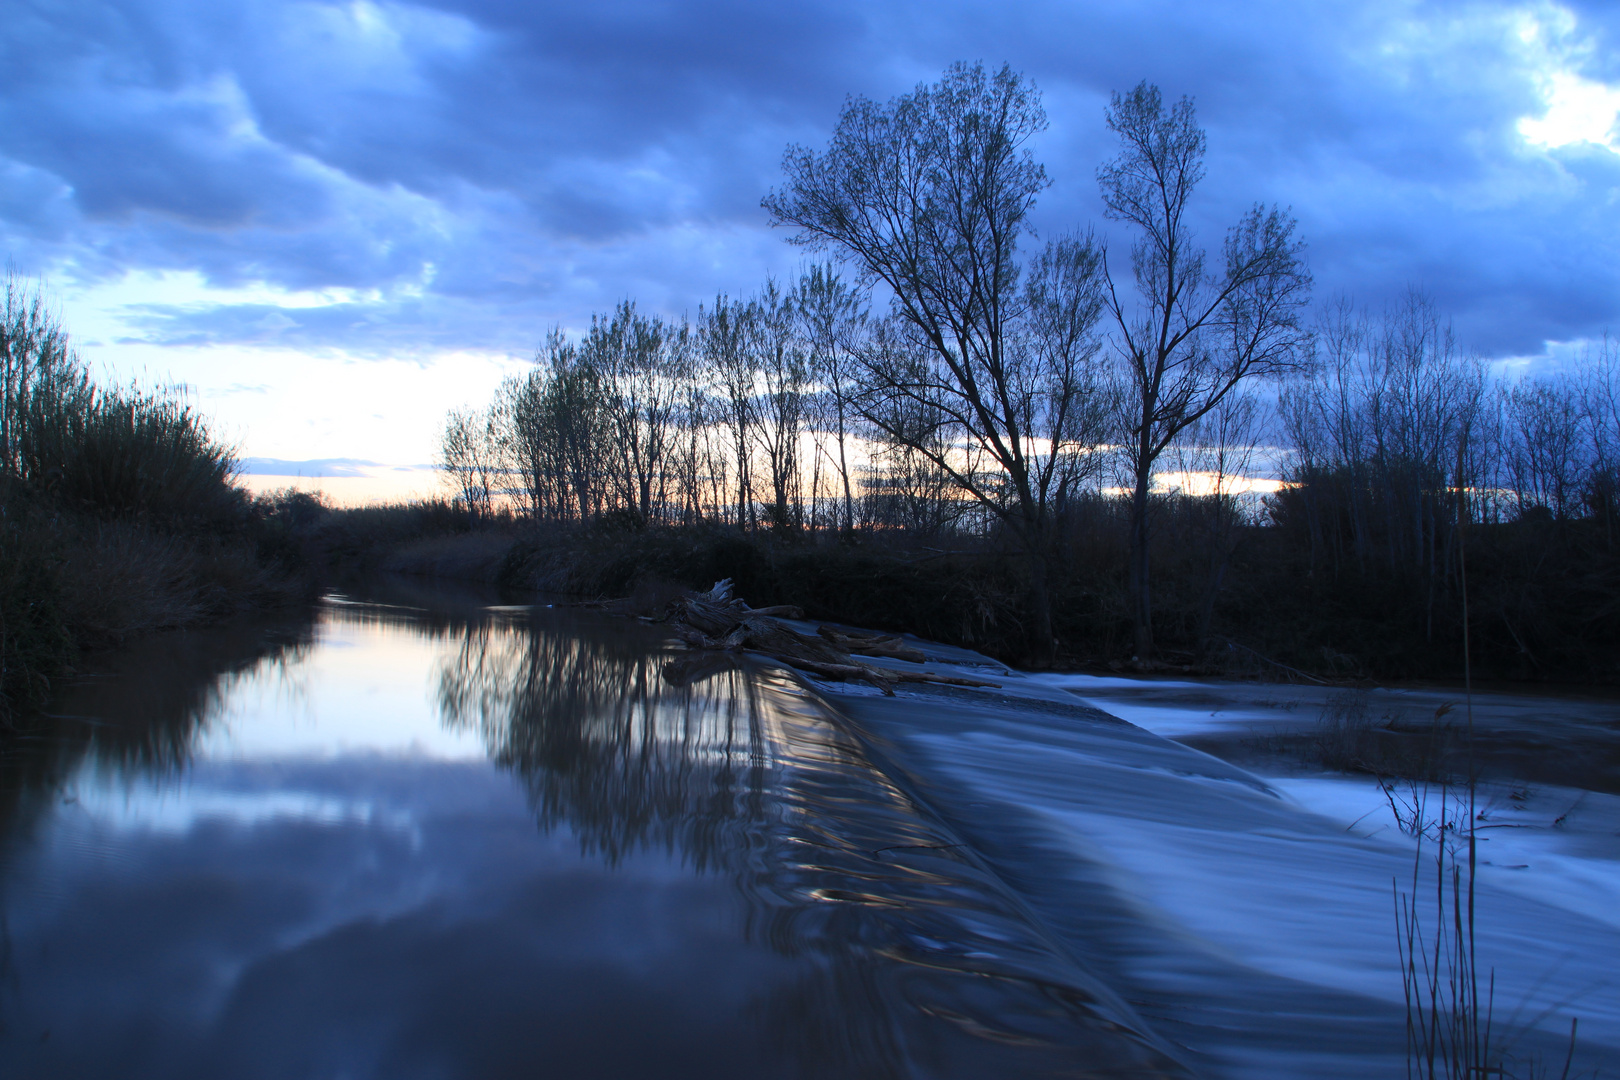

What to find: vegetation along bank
left=413, top=67, right=1620, bottom=685
left=5, top=63, right=1617, bottom=725
left=0, top=277, right=319, bottom=723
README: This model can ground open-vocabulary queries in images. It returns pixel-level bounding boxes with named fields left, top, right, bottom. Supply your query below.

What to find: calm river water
left=0, top=581, right=1181, bottom=1079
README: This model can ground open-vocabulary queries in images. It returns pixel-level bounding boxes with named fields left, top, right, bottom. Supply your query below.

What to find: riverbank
left=0, top=290, right=329, bottom=720
left=0, top=282, right=327, bottom=723
left=328, top=513, right=1620, bottom=687
left=0, top=503, right=319, bottom=722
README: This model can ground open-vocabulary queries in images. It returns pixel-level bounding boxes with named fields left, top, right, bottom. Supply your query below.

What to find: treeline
left=0, top=277, right=312, bottom=718
left=1261, top=298, right=1620, bottom=678
left=440, top=272, right=964, bottom=537
left=436, top=61, right=1615, bottom=679
left=450, top=65, right=1315, bottom=668
left=447, top=282, right=1620, bottom=541
left=1278, top=296, right=1619, bottom=588
left=439, top=280, right=1619, bottom=671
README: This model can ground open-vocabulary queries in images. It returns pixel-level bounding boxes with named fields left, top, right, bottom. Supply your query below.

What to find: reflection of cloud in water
left=77, top=782, right=418, bottom=838
left=1, top=593, right=1183, bottom=1078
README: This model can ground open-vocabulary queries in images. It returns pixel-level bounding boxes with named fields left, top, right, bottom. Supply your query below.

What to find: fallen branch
left=817, top=626, right=927, bottom=664
left=1221, top=639, right=1330, bottom=685
left=655, top=579, right=999, bottom=693
left=744, top=604, right=805, bottom=619
left=891, top=671, right=1000, bottom=689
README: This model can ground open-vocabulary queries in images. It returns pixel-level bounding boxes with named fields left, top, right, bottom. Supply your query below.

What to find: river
left=0, top=580, right=1178, bottom=1079
left=2, top=579, right=1615, bottom=1078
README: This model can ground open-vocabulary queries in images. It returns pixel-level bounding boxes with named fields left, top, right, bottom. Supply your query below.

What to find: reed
left=1393, top=435, right=1585, bottom=1080
left=0, top=276, right=306, bottom=721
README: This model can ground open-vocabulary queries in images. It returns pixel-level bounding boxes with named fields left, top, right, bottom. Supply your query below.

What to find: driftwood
left=658, top=580, right=999, bottom=695
left=816, top=626, right=926, bottom=664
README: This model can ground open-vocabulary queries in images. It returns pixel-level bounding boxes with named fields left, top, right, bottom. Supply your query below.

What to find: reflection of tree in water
left=434, top=612, right=1181, bottom=1078
left=432, top=615, right=921, bottom=1073
left=2, top=592, right=1171, bottom=1076
left=435, top=611, right=770, bottom=868
left=0, top=614, right=317, bottom=848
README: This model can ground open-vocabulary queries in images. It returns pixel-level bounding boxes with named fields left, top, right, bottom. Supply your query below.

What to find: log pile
left=655, top=580, right=999, bottom=695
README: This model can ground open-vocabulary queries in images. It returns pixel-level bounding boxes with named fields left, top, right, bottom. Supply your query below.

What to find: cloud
left=2, top=0, right=1618, bottom=361
left=239, top=456, right=386, bottom=477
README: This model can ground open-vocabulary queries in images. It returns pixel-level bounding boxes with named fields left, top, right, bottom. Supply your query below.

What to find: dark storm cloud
left=0, top=0, right=1616, bottom=359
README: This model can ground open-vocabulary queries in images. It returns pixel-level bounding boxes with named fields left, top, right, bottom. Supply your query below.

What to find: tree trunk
left=838, top=426, right=855, bottom=533
left=1023, top=526, right=1056, bottom=668
left=1026, top=567, right=1055, bottom=669
left=1127, top=468, right=1154, bottom=660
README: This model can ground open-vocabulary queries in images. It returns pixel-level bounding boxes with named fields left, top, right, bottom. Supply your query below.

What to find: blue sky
left=3, top=0, right=1619, bottom=499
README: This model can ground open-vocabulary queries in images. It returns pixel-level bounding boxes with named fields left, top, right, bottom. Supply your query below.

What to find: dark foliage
left=0, top=279, right=313, bottom=722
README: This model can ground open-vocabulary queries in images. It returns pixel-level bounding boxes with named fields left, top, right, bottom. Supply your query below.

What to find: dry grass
left=51, top=518, right=299, bottom=648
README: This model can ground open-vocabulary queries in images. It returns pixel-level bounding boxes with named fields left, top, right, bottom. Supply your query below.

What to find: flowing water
left=8, top=580, right=1617, bottom=1078
left=0, top=582, right=1183, bottom=1079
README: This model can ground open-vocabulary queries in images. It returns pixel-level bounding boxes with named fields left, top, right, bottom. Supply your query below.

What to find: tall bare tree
left=764, top=62, right=1109, bottom=663
left=584, top=302, right=689, bottom=525
left=1503, top=376, right=1584, bottom=522
left=438, top=405, right=502, bottom=519
left=533, top=335, right=607, bottom=523
left=700, top=295, right=759, bottom=530
left=751, top=280, right=809, bottom=531
left=794, top=264, right=866, bottom=533
left=1099, top=82, right=1311, bottom=659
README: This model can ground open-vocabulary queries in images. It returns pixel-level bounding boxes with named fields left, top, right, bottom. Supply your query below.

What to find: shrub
left=0, top=520, right=73, bottom=716
left=0, top=276, right=310, bottom=720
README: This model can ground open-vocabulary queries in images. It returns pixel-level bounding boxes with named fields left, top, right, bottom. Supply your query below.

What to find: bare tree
left=583, top=302, right=689, bottom=526
left=500, top=330, right=583, bottom=521
left=794, top=264, right=866, bottom=533
left=751, top=280, right=809, bottom=531
left=1099, top=82, right=1311, bottom=659
left=1576, top=337, right=1620, bottom=543
left=1503, top=376, right=1584, bottom=521
left=438, top=405, right=502, bottom=520
left=764, top=62, right=1108, bottom=663
left=529, top=335, right=608, bottom=523
left=700, top=295, right=759, bottom=530
left=1276, top=294, right=1487, bottom=637
left=668, top=361, right=712, bottom=527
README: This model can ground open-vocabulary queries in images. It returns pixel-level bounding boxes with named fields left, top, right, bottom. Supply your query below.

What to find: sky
left=3, top=0, right=1619, bottom=502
